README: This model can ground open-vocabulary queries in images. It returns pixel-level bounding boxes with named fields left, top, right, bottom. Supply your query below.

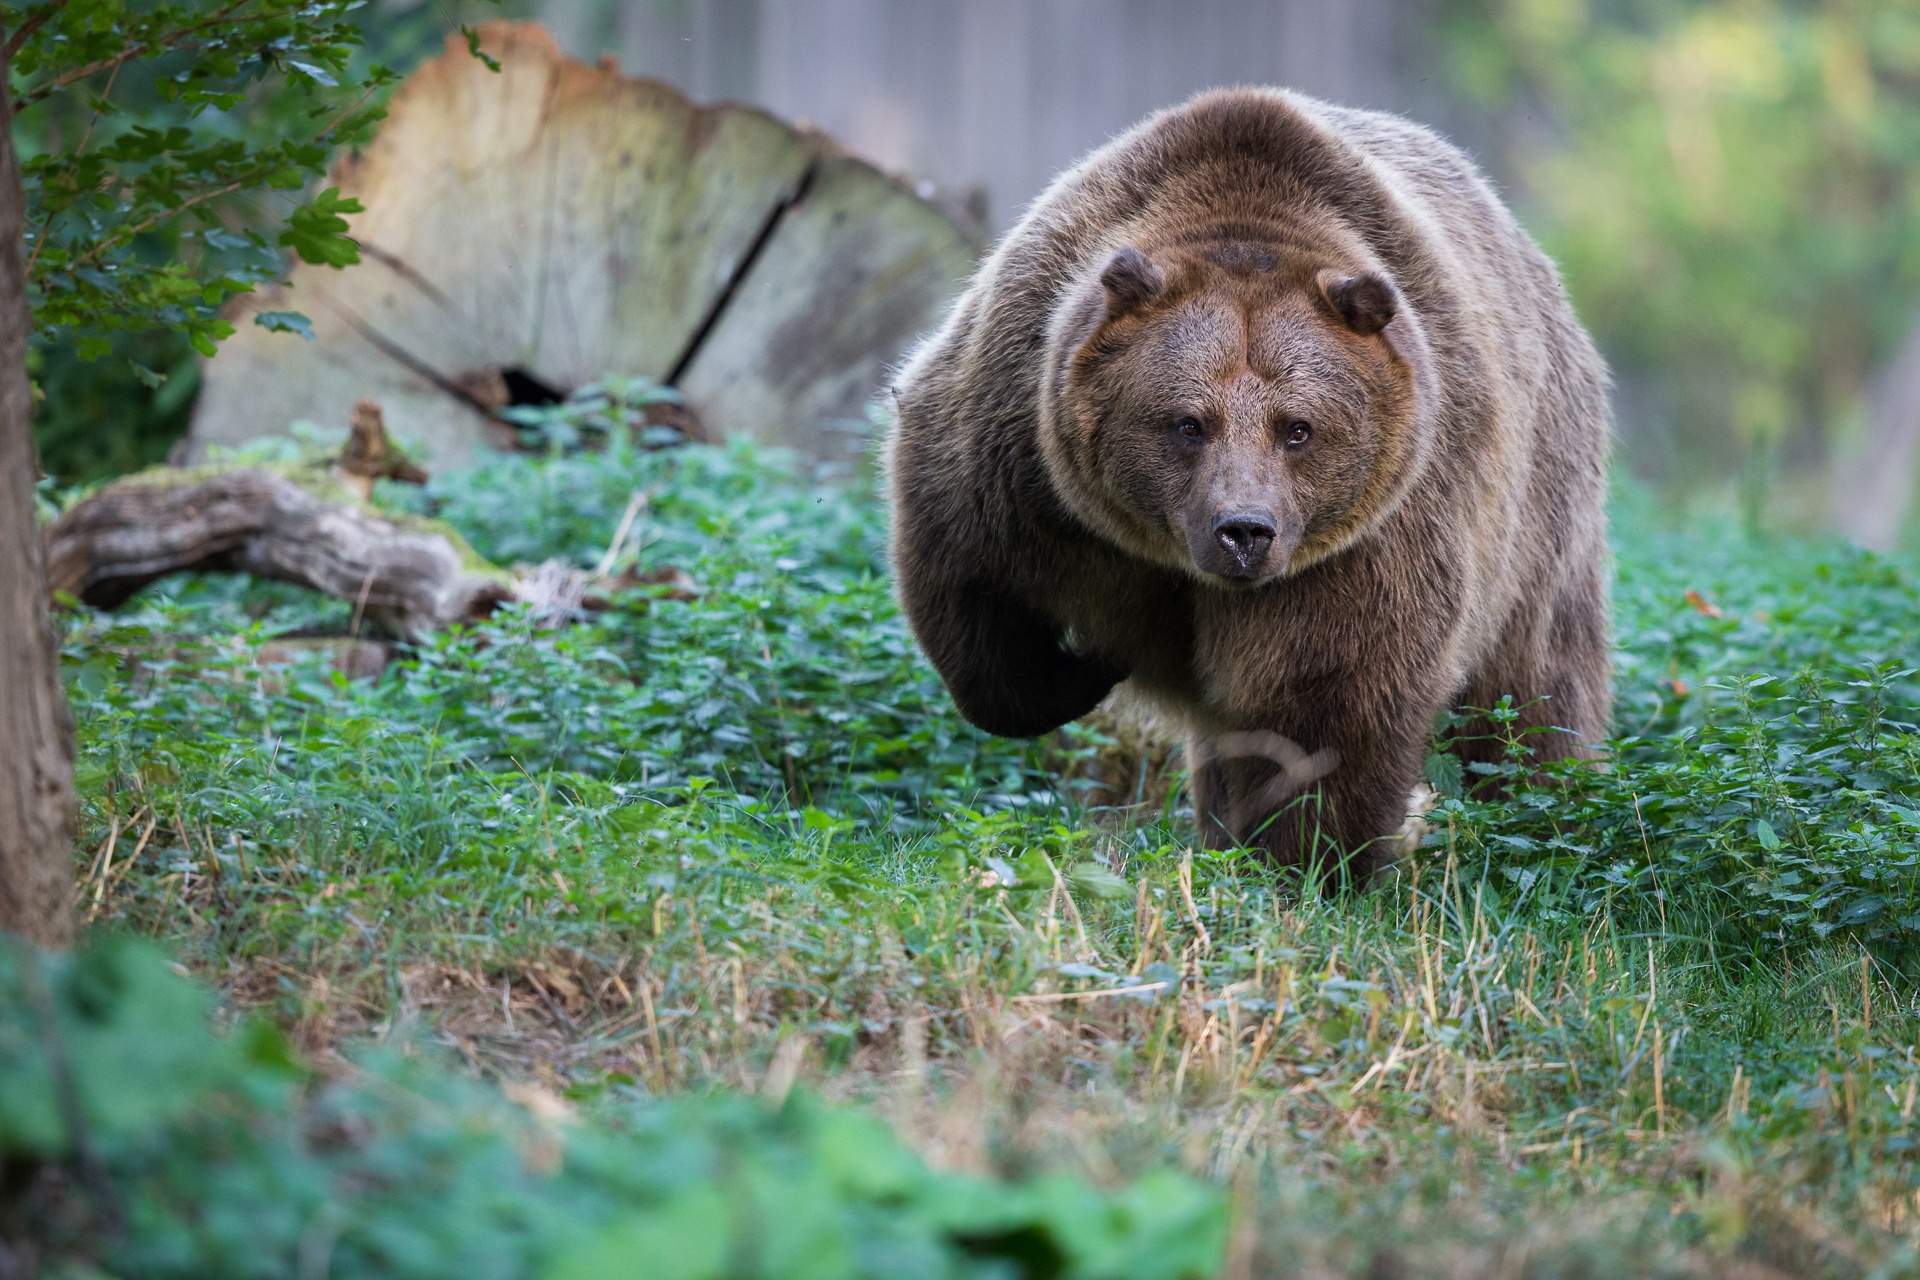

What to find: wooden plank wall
left=540, top=0, right=1423, bottom=235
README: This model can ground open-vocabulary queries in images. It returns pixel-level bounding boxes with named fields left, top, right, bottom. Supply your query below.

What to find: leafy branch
left=3, top=0, right=67, bottom=63
left=12, top=0, right=260, bottom=109
left=2, top=0, right=407, bottom=356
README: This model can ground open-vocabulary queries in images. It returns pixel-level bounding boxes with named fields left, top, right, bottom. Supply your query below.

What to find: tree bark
left=1830, top=306, right=1920, bottom=551
left=0, top=58, right=77, bottom=949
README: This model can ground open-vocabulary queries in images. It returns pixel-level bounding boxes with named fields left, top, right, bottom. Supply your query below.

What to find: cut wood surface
left=678, top=153, right=980, bottom=464
left=187, top=22, right=976, bottom=469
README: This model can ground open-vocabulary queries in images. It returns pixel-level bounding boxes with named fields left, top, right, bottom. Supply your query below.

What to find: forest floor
left=58, top=436, right=1920, bottom=1277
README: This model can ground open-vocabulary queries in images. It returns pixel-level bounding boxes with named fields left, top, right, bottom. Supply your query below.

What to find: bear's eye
left=1174, top=416, right=1205, bottom=441
left=1284, top=421, right=1313, bottom=448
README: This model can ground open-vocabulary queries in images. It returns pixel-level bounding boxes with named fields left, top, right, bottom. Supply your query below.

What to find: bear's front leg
left=1192, top=697, right=1431, bottom=884
left=910, top=579, right=1127, bottom=739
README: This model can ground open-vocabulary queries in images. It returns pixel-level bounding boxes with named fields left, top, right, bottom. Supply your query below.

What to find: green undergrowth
left=1435, top=496, right=1920, bottom=947
left=2, top=937, right=1225, bottom=1279
left=32, top=438, right=1920, bottom=1276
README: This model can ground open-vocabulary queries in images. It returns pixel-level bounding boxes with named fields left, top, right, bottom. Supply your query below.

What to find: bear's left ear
left=1099, top=246, right=1165, bottom=319
left=1318, top=270, right=1397, bottom=336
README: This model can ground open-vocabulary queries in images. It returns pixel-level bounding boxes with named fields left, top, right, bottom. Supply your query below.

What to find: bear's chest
left=1181, top=533, right=1466, bottom=721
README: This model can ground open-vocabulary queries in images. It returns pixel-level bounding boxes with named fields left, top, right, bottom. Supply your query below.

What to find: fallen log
left=44, top=400, right=692, bottom=642
left=44, top=467, right=512, bottom=640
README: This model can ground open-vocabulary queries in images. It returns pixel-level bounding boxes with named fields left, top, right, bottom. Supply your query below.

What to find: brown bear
left=886, top=88, right=1610, bottom=878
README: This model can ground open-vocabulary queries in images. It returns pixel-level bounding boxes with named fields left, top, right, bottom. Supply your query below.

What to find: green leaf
left=286, top=60, right=338, bottom=87
left=744, top=1159, right=857, bottom=1280
left=1756, top=820, right=1781, bottom=851
left=278, top=187, right=362, bottom=267
left=1838, top=896, right=1886, bottom=926
left=1069, top=860, right=1130, bottom=900
left=811, top=1108, right=927, bottom=1200
left=1015, top=1169, right=1230, bottom=1280
left=1010, top=846, right=1053, bottom=891
left=462, top=25, right=504, bottom=73
left=1423, top=750, right=1464, bottom=797
left=543, top=1184, right=728, bottom=1280
left=254, top=310, right=315, bottom=339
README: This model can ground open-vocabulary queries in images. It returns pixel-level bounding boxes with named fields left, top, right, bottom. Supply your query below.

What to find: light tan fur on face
left=886, top=88, right=1611, bottom=878
left=1037, top=243, right=1441, bottom=585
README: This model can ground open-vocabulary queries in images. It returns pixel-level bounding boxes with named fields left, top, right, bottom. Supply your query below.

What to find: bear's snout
left=1189, top=504, right=1292, bottom=581
left=1212, top=511, right=1277, bottom=576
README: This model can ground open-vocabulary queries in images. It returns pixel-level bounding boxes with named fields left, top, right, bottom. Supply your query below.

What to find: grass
left=50, top=436, right=1920, bottom=1276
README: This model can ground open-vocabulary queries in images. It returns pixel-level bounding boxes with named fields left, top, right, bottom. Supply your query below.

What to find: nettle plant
left=5, top=0, right=431, bottom=362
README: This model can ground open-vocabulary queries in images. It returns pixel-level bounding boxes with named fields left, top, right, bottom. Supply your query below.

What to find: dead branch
left=44, top=396, right=701, bottom=644
left=335, top=399, right=428, bottom=498
left=43, top=467, right=511, bottom=639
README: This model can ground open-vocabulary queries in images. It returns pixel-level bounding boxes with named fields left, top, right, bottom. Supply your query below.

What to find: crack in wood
left=325, top=160, right=819, bottom=425
left=319, top=294, right=500, bottom=420
left=357, top=242, right=459, bottom=312
left=665, top=159, right=819, bottom=388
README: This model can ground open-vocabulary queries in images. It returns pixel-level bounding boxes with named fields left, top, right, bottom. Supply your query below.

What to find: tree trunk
left=1829, top=306, right=1920, bottom=551
left=0, top=59, right=77, bottom=948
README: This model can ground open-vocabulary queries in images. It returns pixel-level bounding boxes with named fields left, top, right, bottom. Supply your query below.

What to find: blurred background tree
left=1441, top=0, right=1920, bottom=542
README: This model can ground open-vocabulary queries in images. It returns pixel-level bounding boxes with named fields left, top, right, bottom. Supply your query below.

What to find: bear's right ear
left=1099, top=247, right=1165, bottom=319
left=1318, top=270, right=1397, bottom=336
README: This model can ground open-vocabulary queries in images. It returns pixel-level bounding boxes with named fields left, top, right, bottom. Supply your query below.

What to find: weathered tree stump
left=186, top=22, right=977, bottom=470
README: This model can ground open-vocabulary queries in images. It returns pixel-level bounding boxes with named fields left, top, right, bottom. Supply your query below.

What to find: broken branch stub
left=337, top=398, right=429, bottom=498
left=187, top=22, right=977, bottom=469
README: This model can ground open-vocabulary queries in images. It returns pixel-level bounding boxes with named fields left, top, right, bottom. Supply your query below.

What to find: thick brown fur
left=886, top=89, right=1611, bottom=879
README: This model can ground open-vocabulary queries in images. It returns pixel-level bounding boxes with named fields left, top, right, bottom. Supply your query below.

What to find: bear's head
left=1038, top=239, right=1438, bottom=585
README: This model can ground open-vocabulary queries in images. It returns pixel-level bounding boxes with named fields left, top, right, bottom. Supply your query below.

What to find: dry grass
left=86, top=809, right=1920, bottom=1277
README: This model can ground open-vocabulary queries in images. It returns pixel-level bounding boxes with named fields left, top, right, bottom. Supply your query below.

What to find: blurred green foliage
left=1444, top=0, right=1920, bottom=509
left=8, top=1, right=392, bottom=355
left=0, top=936, right=1227, bottom=1279
left=29, top=326, right=197, bottom=481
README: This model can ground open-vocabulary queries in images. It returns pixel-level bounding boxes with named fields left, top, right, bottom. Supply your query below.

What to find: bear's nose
left=1213, top=512, right=1277, bottom=569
